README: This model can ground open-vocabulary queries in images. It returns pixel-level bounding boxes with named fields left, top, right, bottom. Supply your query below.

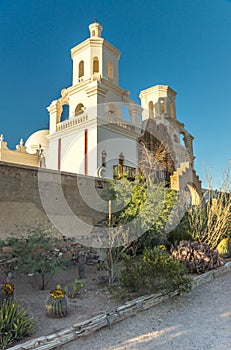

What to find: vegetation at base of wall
left=0, top=300, right=34, bottom=349
left=120, top=247, right=192, bottom=295
left=101, top=176, right=177, bottom=285
left=107, top=177, right=177, bottom=235
left=187, top=170, right=231, bottom=250
left=166, top=213, right=194, bottom=247
left=5, top=222, right=73, bottom=290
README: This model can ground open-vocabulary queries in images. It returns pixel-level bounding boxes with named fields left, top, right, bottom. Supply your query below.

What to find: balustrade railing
left=56, top=112, right=88, bottom=132
left=113, top=165, right=136, bottom=180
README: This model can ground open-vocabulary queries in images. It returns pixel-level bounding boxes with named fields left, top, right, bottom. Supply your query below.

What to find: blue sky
left=0, top=0, right=230, bottom=188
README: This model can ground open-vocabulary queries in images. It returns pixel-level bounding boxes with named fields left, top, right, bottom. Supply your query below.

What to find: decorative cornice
left=100, top=78, right=133, bottom=99
left=71, top=38, right=120, bottom=59
left=47, top=118, right=97, bottom=140
left=67, top=79, right=93, bottom=95
left=139, top=85, right=177, bottom=99
left=98, top=118, right=141, bottom=139
left=85, top=83, right=107, bottom=98
left=66, top=79, right=135, bottom=103
left=102, top=40, right=120, bottom=59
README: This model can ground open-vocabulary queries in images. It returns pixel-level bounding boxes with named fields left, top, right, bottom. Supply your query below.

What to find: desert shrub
left=0, top=300, right=34, bottom=349
left=166, top=212, right=194, bottom=247
left=187, top=170, right=231, bottom=249
left=131, top=229, right=166, bottom=256
left=121, top=247, right=192, bottom=294
left=7, top=223, right=73, bottom=290
left=170, top=241, right=224, bottom=274
left=217, top=238, right=231, bottom=258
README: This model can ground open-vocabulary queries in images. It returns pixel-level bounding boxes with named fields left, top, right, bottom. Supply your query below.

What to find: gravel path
left=58, top=271, right=231, bottom=350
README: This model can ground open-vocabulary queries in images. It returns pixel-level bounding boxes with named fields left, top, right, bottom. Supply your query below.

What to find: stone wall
left=0, top=162, right=108, bottom=239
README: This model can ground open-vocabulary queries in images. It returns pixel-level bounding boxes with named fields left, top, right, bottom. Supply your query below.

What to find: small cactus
left=0, top=282, right=14, bottom=305
left=217, top=238, right=231, bottom=258
left=46, top=289, right=67, bottom=318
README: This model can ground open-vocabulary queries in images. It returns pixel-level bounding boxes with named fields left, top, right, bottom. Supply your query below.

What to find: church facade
left=0, top=21, right=201, bottom=203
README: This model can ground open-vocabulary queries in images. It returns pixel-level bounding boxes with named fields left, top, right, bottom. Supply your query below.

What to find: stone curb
left=9, top=261, right=231, bottom=350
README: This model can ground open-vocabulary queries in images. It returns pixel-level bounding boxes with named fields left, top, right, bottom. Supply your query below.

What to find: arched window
left=108, top=61, right=113, bottom=79
left=60, top=104, right=69, bottom=122
left=160, top=99, right=166, bottom=114
left=75, top=103, right=84, bottom=116
left=148, top=101, right=154, bottom=119
left=93, top=57, right=99, bottom=73
left=92, top=30, right=95, bottom=36
left=180, top=133, right=185, bottom=146
left=79, top=61, right=84, bottom=78
left=106, top=103, right=116, bottom=114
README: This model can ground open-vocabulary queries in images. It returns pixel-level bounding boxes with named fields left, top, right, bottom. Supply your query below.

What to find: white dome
left=25, top=129, right=49, bottom=154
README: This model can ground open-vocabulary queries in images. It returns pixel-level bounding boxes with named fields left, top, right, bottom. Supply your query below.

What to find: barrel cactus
left=46, top=289, right=67, bottom=318
left=217, top=238, right=231, bottom=258
left=0, top=282, right=14, bottom=305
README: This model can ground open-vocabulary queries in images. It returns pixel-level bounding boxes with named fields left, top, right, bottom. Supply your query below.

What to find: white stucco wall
left=97, top=127, right=138, bottom=178
left=46, top=139, right=58, bottom=170
left=102, top=48, right=119, bottom=85
left=47, top=122, right=98, bottom=176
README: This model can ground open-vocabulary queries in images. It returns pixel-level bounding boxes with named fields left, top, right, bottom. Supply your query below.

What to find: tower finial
left=94, top=17, right=98, bottom=23
left=89, top=21, right=103, bottom=38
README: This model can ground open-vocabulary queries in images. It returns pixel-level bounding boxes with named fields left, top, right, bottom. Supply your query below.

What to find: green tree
left=7, top=222, right=72, bottom=290
left=101, top=176, right=177, bottom=284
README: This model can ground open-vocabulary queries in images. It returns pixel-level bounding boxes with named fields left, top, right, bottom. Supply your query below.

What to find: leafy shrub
left=0, top=301, right=34, bottom=349
left=170, top=241, right=224, bottom=274
left=7, top=223, right=73, bottom=290
left=166, top=213, right=194, bottom=247
left=132, top=230, right=166, bottom=256
left=121, top=247, right=192, bottom=294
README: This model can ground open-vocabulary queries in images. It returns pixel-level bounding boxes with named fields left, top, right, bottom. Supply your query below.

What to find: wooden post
left=108, top=200, right=112, bottom=227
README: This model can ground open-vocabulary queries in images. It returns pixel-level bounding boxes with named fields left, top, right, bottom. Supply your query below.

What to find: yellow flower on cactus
left=159, top=244, right=167, bottom=251
left=2, top=282, right=14, bottom=296
left=50, top=288, right=65, bottom=299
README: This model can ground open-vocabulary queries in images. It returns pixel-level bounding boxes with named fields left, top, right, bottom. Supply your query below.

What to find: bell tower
left=71, top=20, right=120, bottom=87
left=46, top=21, right=139, bottom=177
left=139, top=85, right=177, bottom=121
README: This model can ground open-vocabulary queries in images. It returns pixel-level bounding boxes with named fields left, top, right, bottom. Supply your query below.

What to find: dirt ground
left=59, top=269, right=231, bottom=350
left=10, top=264, right=117, bottom=340
left=7, top=264, right=231, bottom=349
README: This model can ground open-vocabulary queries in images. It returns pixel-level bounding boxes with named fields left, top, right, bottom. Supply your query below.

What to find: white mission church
left=0, top=21, right=202, bottom=203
